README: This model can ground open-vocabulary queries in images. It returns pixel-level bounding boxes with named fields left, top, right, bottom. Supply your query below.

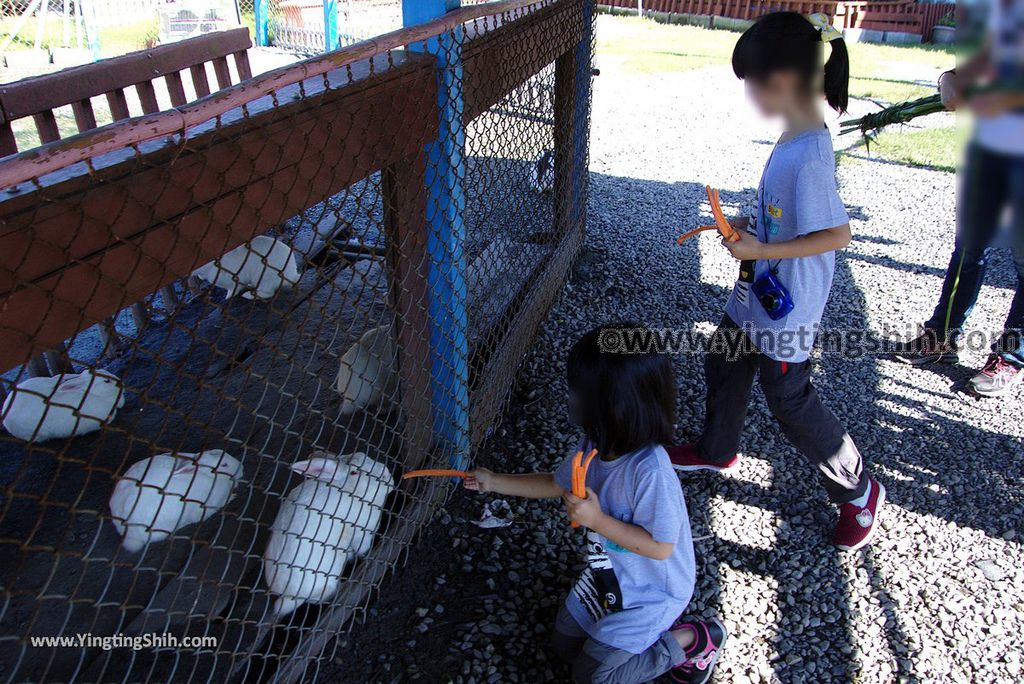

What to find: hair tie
left=807, top=13, right=843, bottom=42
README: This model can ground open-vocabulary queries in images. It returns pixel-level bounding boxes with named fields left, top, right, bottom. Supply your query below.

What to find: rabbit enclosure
left=0, top=0, right=594, bottom=681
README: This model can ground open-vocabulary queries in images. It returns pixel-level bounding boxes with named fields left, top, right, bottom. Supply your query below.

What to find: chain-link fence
left=0, top=0, right=592, bottom=681
left=1, top=0, right=240, bottom=60
left=234, top=0, right=402, bottom=54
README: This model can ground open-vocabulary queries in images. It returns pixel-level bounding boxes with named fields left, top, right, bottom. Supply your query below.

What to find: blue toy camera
left=752, top=271, right=794, bottom=321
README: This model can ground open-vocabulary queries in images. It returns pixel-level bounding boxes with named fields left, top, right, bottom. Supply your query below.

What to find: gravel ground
left=324, top=24, right=1023, bottom=684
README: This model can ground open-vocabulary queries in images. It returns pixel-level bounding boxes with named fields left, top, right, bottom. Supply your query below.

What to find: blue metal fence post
left=82, top=0, right=101, bottom=60
left=403, top=0, right=470, bottom=470
left=324, top=0, right=339, bottom=50
left=254, top=0, right=269, bottom=46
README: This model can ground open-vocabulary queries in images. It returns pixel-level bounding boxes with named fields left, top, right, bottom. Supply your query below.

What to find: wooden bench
left=0, top=27, right=254, bottom=377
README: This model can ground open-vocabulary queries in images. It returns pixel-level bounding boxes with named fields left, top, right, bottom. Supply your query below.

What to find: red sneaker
left=667, top=443, right=740, bottom=473
left=834, top=478, right=886, bottom=552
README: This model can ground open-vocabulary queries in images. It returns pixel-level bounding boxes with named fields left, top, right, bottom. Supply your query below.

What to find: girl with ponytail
left=669, top=12, right=886, bottom=553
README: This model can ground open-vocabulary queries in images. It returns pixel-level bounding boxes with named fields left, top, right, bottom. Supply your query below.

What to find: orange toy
left=676, top=186, right=740, bottom=245
left=569, top=448, right=598, bottom=529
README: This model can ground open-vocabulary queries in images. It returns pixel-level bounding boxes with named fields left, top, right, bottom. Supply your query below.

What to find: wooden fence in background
left=603, top=0, right=954, bottom=41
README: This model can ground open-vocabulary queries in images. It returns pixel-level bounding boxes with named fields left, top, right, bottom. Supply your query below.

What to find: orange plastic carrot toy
left=570, top=448, right=598, bottom=529
left=676, top=186, right=740, bottom=245
left=402, top=469, right=469, bottom=480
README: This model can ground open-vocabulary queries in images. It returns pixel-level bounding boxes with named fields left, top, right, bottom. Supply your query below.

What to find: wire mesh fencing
left=0, top=0, right=593, bottom=681
left=235, top=0, right=404, bottom=54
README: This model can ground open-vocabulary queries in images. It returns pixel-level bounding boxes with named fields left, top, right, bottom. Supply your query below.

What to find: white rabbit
left=335, top=325, right=398, bottom=415
left=2, top=368, right=125, bottom=442
left=531, top=149, right=555, bottom=194
left=342, top=451, right=395, bottom=557
left=192, top=236, right=300, bottom=300
left=263, top=451, right=394, bottom=618
left=109, top=449, right=242, bottom=553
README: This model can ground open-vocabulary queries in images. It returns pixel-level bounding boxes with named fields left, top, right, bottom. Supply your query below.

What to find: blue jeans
left=926, top=143, right=1024, bottom=368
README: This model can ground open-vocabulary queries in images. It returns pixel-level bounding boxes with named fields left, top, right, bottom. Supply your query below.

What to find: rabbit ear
left=172, top=460, right=198, bottom=477
left=59, top=372, right=89, bottom=391
left=291, top=458, right=343, bottom=483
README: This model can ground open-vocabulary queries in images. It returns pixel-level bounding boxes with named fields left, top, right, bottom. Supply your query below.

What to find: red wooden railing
left=0, top=28, right=254, bottom=377
left=604, top=0, right=954, bottom=41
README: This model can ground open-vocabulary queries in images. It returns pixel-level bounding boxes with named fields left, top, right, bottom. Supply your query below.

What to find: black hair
left=566, top=323, right=676, bottom=459
left=732, top=11, right=850, bottom=113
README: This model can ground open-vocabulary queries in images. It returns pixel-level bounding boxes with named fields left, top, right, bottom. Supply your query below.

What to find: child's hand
left=722, top=230, right=765, bottom=261
left=464, top=468, right=496, bottom=492
left=562, top=487, right=604, bottom=529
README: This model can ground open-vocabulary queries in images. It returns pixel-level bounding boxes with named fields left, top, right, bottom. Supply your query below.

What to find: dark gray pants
left=698, top=316, right=868, bottom=504
left=551, top=605, right=685, bottom=684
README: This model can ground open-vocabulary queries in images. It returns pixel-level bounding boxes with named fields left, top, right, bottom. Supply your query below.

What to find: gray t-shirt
left=725, top=127, right=849, bottom=362
left=554, top=443, right=695, bottom=654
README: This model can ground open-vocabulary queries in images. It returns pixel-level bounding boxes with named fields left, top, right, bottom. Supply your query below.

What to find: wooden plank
left=32, top=110, right=60, bottom=143
left=190, top=64, right=211, bottom=98
left=0, top=122, right=16, bottom=157
left=463, top=0, right=584, bottom=121
left=553, top=33, right=578, bottom=243
left=135, top=80, right=160, bottom=114
left=105, top=89, right=131, bottom=121
left=0, top=28, right=253, bottom=119
left=233, top=50, right=253, bottom=81
left=0, top=56, right=438, bottom=373
left=165, top=71, right=188, bottom=106
left=211, top=56, right=232, bottom=90
left=382, top=151, right=433, bottom=470
left=71, top=98, right=98, bottom=131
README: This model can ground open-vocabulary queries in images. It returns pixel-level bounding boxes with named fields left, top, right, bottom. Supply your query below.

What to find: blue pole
left=402, top=0, right=470, bottom=470
left=254, top=0, right=269, bottom=47
left=82, top=0, right=100, bottom=60
left=324, top=0, right=339, bottom=50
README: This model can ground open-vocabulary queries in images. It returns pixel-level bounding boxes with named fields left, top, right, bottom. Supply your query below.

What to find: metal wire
left=0, top=1, right=593, bottom=681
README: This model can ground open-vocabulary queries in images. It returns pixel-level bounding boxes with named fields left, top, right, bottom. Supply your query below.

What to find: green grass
left=848, top=42, right=957, bottom=102
left=596, top=14, right=956, bottom=103
left=0, top=15, right=157, bottom=56
left=597, top=17, right=733, bottom=74
left=846, top=125, right=966, bottom=172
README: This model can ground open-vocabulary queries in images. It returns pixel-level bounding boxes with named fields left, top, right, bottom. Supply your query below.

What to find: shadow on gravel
left=318, top=172, right=1017, bottom=684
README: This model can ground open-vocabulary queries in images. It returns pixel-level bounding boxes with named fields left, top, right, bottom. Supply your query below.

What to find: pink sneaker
left=969, top=355, right=1024, bottom=397
left=669, top=617, right=728, bottom=684
left=667, top=443, right=740, bottom=473
left=834, top=478, right=886, bottom=552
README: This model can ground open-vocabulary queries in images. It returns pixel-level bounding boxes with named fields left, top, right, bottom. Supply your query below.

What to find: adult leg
left=757, top=357, right=867, bottom=503
left=925, top=144, right=1009, bottom=340
left=696, top=315, right=759, bottom=461
left=571, top=634, right=685, bottom=684
left=970, top=154, right=1024, bottom=395
left=996, top=154, right=1024, bottom=368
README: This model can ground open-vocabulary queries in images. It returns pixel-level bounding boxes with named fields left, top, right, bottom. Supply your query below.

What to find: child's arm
left=723, top=222, right=851, bottom=261
left=464, top=468, right=563, bottom=499
left=562, top=488, right=675, bottom=561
